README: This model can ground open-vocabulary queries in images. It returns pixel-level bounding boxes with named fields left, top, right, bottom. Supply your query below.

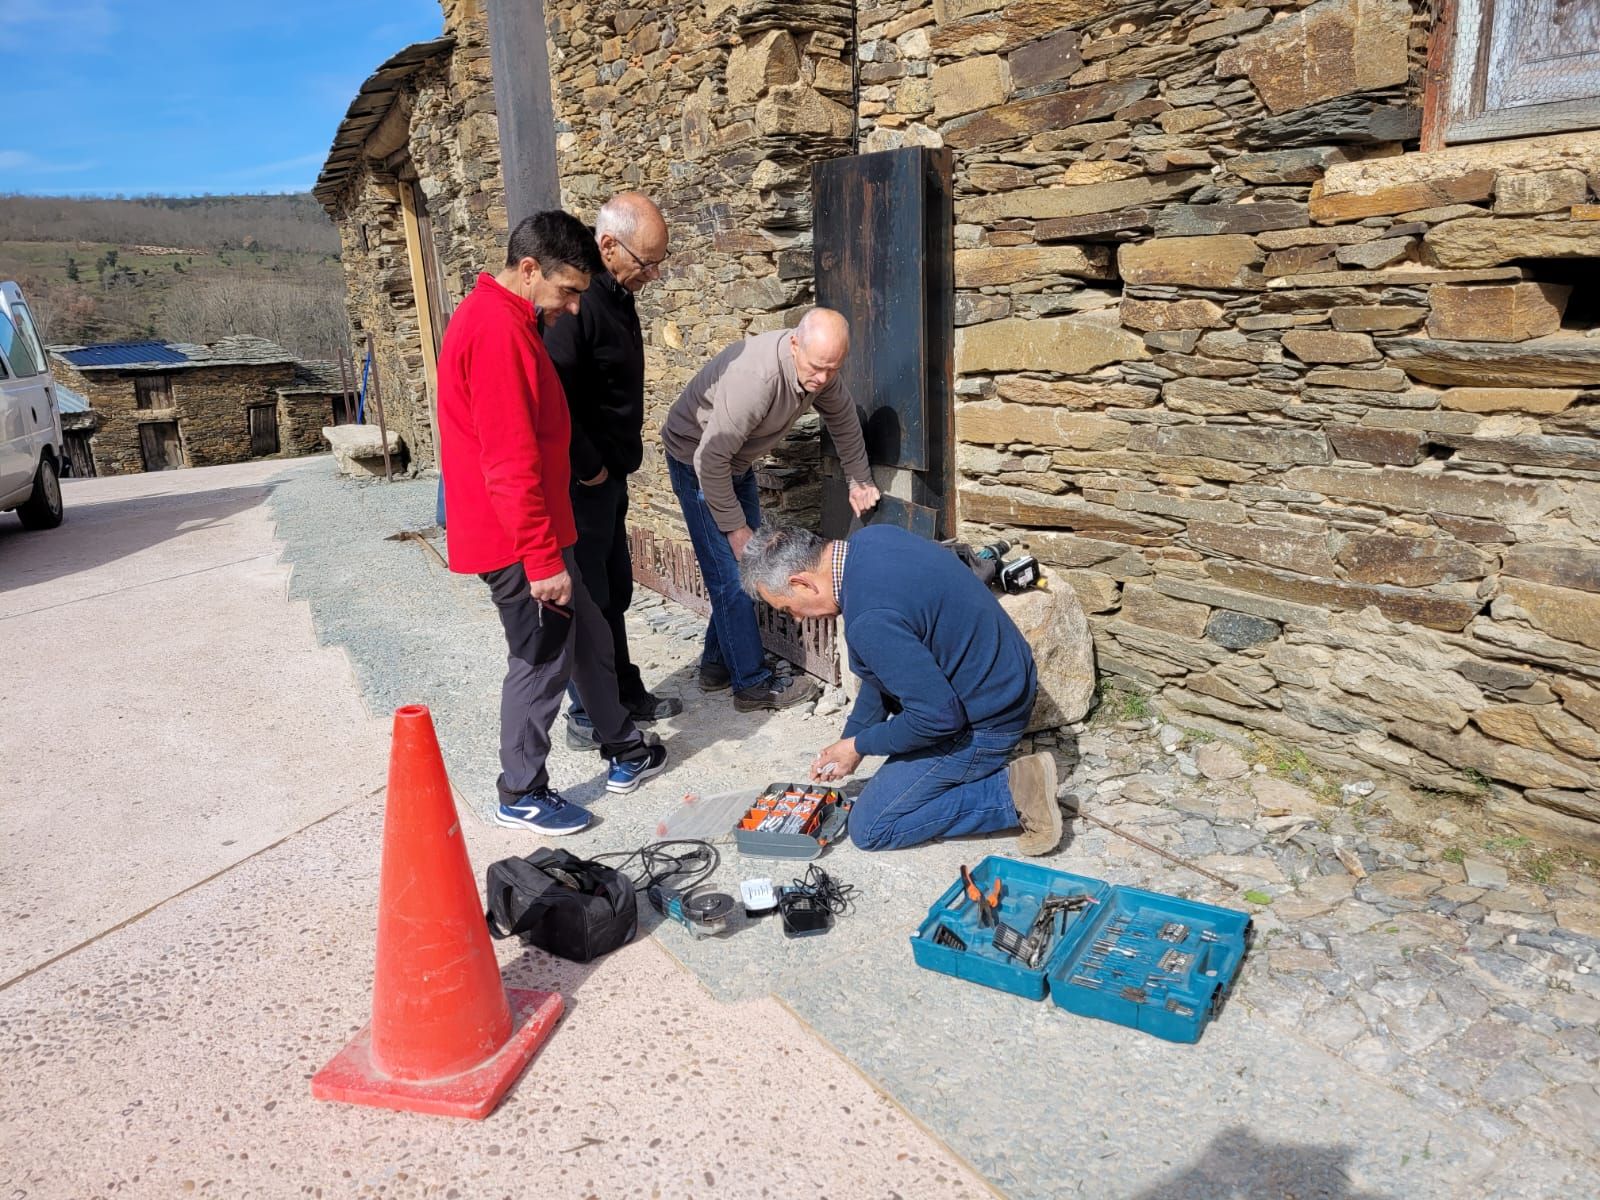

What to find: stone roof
left=275, top=359, right=348, bottom=395
left=48, top=335, right=299, bottom=373
left=313, top=36, right=456, bottom=215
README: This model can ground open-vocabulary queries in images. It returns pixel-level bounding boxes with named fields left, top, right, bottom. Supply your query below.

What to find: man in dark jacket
left=437, top=211, right=669, bottom=836
left=543, top=193, right=682, bottom=751
left=738, top=523, right=1060, bottom=855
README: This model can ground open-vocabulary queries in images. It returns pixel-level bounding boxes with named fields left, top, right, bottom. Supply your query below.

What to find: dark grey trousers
left=482, top=547, right=644, bottom=804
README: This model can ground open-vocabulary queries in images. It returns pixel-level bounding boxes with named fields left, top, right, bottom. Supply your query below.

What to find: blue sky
left=1, top=0, right=444, bottom=197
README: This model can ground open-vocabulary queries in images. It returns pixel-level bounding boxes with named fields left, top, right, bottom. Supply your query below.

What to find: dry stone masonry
left=323, top=0, right=1600, bottom=850
left=847, top=0, right=1600, bottom=853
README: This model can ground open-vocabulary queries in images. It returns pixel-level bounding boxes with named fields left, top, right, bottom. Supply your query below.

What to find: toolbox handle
left=813, top=794, right=851, bottom=848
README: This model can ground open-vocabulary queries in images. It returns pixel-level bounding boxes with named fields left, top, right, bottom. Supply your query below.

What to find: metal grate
left=628, top=525, right=841, bottom=685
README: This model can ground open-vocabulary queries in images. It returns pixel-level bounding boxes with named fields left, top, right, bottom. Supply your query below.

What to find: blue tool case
left=910, top=856, right=1252, bottom=1043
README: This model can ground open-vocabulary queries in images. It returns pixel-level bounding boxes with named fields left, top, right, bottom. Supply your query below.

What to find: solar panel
left=59, top=341, right=189, bottom=368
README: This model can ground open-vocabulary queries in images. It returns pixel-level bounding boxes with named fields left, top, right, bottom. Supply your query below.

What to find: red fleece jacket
left=438, top=273, right=575, bottom=581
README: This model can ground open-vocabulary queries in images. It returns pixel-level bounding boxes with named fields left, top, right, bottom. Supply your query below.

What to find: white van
left=0, top=281, right=65, bottom=530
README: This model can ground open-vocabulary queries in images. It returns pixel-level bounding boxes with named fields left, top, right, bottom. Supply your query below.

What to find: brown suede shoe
left=1009, top=751, right=1061, bottom=856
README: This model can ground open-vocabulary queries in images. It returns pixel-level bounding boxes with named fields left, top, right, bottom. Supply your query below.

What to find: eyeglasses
left=612, top=236, right=669, bottom=274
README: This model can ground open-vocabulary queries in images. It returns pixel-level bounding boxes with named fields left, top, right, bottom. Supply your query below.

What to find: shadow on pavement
left=1132, top=1127, right=1394, bottom=1200
left=0, top=481, right=277, bottom=594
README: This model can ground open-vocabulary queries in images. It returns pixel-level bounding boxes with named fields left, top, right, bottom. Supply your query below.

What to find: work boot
left=733, top=674, right=819, bottom=713
left=625, top=690, right=684, bottom=722
left=1009, top=751, right=1061, bottom=856
left=698, top=662, right=732, bottom=692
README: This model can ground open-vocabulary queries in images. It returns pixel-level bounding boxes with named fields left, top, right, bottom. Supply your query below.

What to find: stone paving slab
left=0, top=797, right=992, bottom=1200
left=0, top=460, right=389, bottom=984
left=265, top=468, right=1600, bottom=1198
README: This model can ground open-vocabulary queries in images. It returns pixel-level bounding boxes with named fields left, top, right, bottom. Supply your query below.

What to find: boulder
left=322, top=425, right=403, bottom=477
left=998, top=568, right=1096, bottom=731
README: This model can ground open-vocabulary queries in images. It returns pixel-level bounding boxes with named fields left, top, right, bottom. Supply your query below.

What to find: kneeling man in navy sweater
left=739, top=524, right=1061, bottom=854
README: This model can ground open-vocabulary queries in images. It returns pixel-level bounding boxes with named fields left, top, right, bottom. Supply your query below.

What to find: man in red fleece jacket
left=438, top=211, right=668, bottom=834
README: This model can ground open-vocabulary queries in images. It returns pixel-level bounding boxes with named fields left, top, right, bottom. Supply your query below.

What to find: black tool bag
left=484, top=848, right=637, bottom=963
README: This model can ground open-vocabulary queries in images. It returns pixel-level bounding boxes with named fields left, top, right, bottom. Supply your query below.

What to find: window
left=135, top=374, right=173, bottom=410
left=0, top=312, right=39, bottom=377
left=10, top=304, right=47, bottom=375
left=1427, top=0, right=1600, bottom=146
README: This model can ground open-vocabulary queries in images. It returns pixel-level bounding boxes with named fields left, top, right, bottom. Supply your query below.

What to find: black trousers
left=567, top=475, right=645, bottom=715
left=482, top=547, right=643, bottom=804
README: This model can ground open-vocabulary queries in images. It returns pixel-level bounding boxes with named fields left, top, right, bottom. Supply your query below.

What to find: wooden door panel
left=249, top=405, right=279, bottom=456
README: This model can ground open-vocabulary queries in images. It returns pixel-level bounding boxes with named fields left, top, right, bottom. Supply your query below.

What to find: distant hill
left=0, top=193, right=347, bottom=361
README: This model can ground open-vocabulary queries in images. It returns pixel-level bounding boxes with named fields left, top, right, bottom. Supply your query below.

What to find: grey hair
left=739, top=525, right=828, bottom=599
left=594, top=193, right=645, bottom=242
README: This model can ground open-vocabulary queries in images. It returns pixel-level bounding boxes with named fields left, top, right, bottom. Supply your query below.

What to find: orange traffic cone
left=312, top=704, right=563, bottom=1118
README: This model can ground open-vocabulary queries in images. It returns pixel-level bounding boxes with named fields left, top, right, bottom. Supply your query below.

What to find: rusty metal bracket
left=628, top=525, right=840, bottom=685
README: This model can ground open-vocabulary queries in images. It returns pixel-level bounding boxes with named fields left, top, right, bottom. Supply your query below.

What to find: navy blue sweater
left=840, top=525, right=1037, bottom=758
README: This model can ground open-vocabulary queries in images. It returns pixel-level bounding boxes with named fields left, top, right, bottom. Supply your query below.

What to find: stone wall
left=857, top=0, right=1599, bottom=848
left=278, top=392, right=339, bottom=457
left=323, top=0, right=1600, bottom=847
left=50, top=360, right=297, bottom=474
left=545, top=0, right=856, bottom=529
left=333, top=174, right=432, bottom=470
left=327, top=2, right=507, bottom=471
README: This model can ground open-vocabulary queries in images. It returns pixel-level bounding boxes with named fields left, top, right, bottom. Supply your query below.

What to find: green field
left=0, top=193, right=347, bottom=360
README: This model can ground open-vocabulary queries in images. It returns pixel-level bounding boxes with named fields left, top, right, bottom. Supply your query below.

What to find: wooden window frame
left=1424, top=0, right=1600, bottom=149
left=134, top=373, right=173, bottom=411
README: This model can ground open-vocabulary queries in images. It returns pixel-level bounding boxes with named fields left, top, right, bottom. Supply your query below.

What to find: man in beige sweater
left=662, top=308, right=880, bottom=711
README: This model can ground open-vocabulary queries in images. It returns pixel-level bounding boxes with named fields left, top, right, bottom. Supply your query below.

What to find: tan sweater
left=661, top=328, right=873, bottom=532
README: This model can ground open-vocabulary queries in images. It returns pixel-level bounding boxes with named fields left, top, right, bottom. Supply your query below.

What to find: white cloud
left=0, top=149, right=98, bottom=174
left=225, top=152, right=327, bottom=180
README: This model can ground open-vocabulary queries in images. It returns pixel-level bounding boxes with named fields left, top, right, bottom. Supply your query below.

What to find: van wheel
left=17, top=456, right=64, bottom=530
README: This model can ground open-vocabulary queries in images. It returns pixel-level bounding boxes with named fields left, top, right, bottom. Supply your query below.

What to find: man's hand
left=579, top=466, right=609, bottom=486
left=811, top=737, right=863, bottom=782
left=848, top=481, right=881, bottom=518
left=728, top=525, right=753, bottom=560
left=528, top=568, right=574, bottom=608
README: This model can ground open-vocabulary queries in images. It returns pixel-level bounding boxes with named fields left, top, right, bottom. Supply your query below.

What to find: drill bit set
left=911, top=856, right=1253, bottom=1043
left=731, top=781, right=853, bottom=861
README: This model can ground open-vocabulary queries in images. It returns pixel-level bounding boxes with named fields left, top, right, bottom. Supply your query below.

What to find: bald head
left=595, top=192, right=668, bottom=293
left=789, top=307, right=850, bottom=393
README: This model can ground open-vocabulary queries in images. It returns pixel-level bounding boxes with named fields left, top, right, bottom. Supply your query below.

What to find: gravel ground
left=269, top=464, right=1600, bottom=1199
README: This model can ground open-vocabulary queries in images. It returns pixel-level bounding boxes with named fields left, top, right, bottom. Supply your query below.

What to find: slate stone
left=1326, top=425, right=1426, bottom=466
left=1006, top=28, right=1082, bottom=90
left=1238, top=97, right=1421, bottom=149
left=1198, top=612, right=1279, bottom=660
left=1229, top=147, right=1349, bottom=184
left=1206, top=561, right=1483, bottom=631
left=1214, top=0, right=1410, bottom=113
left=1152, top=201, right=1309, bottom=237
left=1034, top=208, right=1154, bottom=241
left=1310, top=171, right=1496, bottom=222
left=943, top=79, right=1150, bottom=149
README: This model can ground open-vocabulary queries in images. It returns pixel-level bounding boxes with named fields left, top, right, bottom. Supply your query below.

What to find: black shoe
left=625, top=691, right=684, bottom=722
left=565, top=714, right=600, bottom=752
left=698, top=663, right=732, bottom=692
left=733, top=674, right=820, bottom=712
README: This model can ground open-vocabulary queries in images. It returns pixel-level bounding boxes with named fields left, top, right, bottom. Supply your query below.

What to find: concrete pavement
left=0, top=460, right=992, bottom=1199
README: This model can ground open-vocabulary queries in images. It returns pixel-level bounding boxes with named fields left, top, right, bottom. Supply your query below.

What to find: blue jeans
left=849, top=728, right=1024, bottom=852
left=666, top=455, right=768, bottom=692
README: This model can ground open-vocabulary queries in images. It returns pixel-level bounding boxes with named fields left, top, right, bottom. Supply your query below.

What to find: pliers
left=961, top=865, right=1003, bottom=927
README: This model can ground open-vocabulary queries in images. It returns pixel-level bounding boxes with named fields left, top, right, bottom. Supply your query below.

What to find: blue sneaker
left=606, top=742, right=669, bottom=794
left=494, top=787, right=591, bottom=835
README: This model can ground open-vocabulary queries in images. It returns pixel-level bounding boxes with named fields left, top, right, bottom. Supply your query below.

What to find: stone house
left=54, top=382, right=98, bottom=478
left=48, top=336, right=311, bottom=474
left=275, top=360, right=357, bottom=457
left=320, top=0, right=1600, bottom=850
